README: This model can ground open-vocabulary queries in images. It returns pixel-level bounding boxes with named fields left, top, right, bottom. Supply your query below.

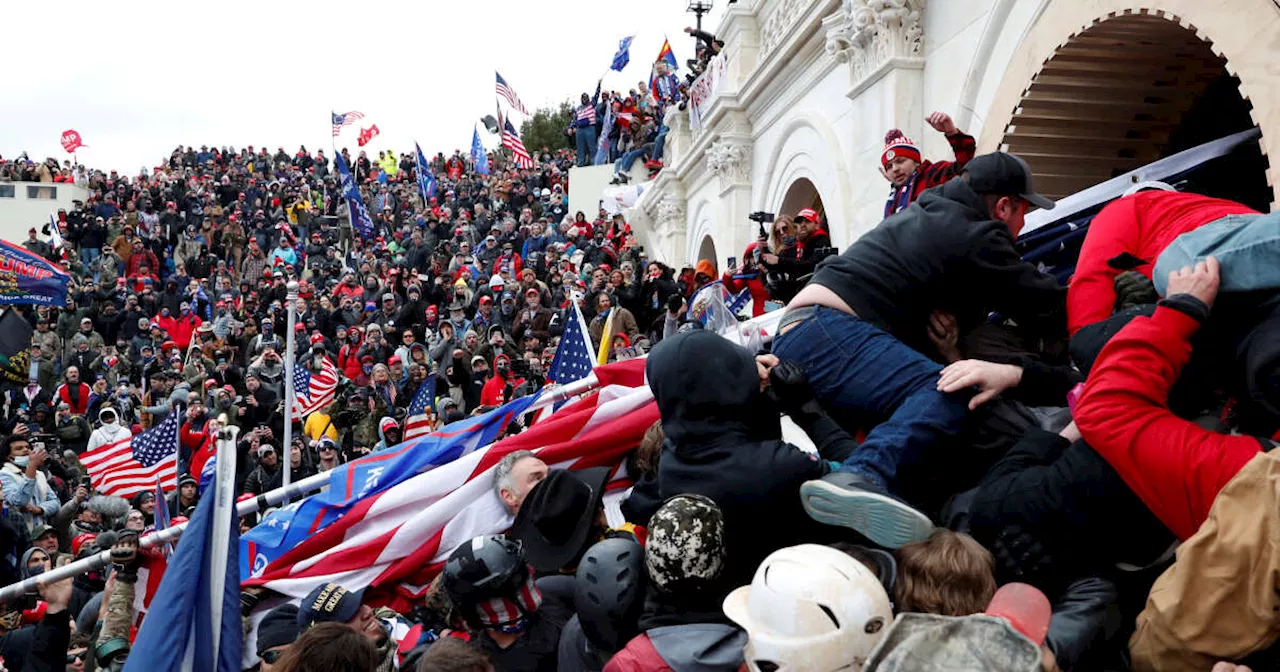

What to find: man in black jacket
left=773, top=152, right=1065, bottom=549
left=624, top=330, right=863, bottom=589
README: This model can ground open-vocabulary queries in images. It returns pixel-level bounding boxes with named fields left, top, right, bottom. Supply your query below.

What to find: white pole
left=207, top=425, right=239, bottom=665
left=282, top=281, right=299, bottom=489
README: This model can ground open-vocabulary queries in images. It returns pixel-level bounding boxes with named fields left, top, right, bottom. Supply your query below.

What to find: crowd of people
left=0, top=86, right=1277, bottom=672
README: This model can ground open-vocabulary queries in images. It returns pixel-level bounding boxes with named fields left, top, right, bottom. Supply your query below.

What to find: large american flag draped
left=495, top=72, right=529, bottom=115
left=81, top=408, right=181, bottom=498
left=241, top=360, right=650, bottom=613
left=291, top=356, right=339, bottom=422
left=501, top=119, right=535, bottom=169
left=402, top=376, right=438, bottom=442
left=548, top=302, right=595, bottom=384
left=331, top=111, right=365, bottom=137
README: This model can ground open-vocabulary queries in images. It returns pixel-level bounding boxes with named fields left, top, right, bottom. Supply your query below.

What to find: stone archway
left=976, top=3, right=1279, bottom=210
left=778, top=177, right=826, bottom=221
left=697, top=235, right=718, bottom=273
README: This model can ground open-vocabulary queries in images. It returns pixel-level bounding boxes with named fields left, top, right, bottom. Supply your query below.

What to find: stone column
left=707, top=134, right=755, bottom=264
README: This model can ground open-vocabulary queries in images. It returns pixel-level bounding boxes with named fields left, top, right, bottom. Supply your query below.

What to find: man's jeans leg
left=772, top=308, right=969, bottom=491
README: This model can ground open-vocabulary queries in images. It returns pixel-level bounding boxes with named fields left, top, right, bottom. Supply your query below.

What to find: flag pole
left=208, top=424, right=239, bottom=661
left=0, top=368, right=620, bottom=601
left=173, top=401, right=186, bottom=497
left=282, top=281, right=299, bottom=489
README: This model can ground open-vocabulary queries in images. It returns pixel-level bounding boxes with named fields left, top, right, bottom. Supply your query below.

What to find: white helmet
left=723, top=544, right=893, bottom=672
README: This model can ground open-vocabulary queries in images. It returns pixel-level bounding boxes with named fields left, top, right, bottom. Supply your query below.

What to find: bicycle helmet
left=574, top=537, right=646, bottom=652
left=442, top=535, right=540, bottom=631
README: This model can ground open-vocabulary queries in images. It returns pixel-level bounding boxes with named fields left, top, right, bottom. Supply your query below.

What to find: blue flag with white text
left=415, top=142, right=437, bottom=203
left=611, top=36, right=634, bottom=71
left=335, top=154, right=374, bottom=239
left=240, top=392, right=539, bottom=580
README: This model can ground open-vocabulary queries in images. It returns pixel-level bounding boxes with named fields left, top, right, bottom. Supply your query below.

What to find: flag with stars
left=403, top=375, right=438, bottom=442
left=335, top=154, right=375, bottom=240
left=548, top=302, right=595, bottom=385
left=291, top=356, right=339, bottom=423
left=81, top=406, right=181, bottom=498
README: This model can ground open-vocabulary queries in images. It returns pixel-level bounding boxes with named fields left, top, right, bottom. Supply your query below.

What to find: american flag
left=501, top=119, right=535, bottom=169
left=548, top=301, right=595, bottom=384
left=495, top=72, right=529, bottom=115
left=81, top=407, right=181, bottom=498
left=291, top=356, right=339, bottom=422
left=403, top=376, right=438, bottom=442
left=241, top=360, right=650, bottom=613
left=332, top=111, right=365, bottom=137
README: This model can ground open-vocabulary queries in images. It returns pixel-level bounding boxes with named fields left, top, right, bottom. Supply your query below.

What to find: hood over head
left=646, top=331, right=777, bottom=445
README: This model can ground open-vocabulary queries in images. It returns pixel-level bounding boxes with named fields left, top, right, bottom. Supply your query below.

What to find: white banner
left=688, top=53, right=728, bottom=131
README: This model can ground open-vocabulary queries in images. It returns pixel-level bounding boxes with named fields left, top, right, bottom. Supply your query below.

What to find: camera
left=748, top=211, right=775, bottom=224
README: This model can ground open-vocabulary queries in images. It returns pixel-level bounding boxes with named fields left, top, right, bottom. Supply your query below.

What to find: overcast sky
left=1, top=0, right=727, bottom=174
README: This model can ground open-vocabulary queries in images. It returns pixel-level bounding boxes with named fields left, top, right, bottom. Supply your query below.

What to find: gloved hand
left=1114, top=271, right=1158, bottom=310
left=767, top=360, right=821, bottom=416
left=110, top=530, right=142, bottom=581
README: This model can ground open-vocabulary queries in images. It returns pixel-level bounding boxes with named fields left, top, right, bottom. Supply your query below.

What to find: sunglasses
left=67, top=653, right=86, bottom=663
left=260, top=649, right=285, bottom=664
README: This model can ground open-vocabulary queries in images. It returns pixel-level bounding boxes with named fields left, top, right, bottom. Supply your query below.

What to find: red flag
left=357, top=125, right=381, bottom=147
left=60, top=129, right=85, bottom=153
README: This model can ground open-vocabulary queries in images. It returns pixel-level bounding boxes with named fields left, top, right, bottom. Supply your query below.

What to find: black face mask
left=445, top=409, right=466, bottom=424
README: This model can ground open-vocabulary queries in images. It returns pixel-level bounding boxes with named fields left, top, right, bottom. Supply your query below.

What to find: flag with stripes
left=291, top=356, right=339, bottom=422
left=82, top=406, right=181, bottom=498
left=240, top=392, right=544, bottom=582
left=495, top=72, right=529, bottom=115
left=402, top=376, right=437, bottom=442
left=240, top=361, right=649, bottom=612
left=501, top=120, right=535, bottom=169
left=332, top=111, right=365, bottom=137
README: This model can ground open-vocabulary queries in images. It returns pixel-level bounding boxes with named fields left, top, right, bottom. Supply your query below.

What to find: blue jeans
left=575, top=126, right=597, bottom=167
left=1154, top=212, right=1280, bottom=295
left=772, top=307, right=969, bottom=490
left=80, top=247, right=100, bottom=267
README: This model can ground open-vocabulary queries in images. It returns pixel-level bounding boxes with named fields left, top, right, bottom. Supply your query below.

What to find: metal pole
left=282, top=281, right=299, bottom=488
left=207, top=426, right=238, bottom=659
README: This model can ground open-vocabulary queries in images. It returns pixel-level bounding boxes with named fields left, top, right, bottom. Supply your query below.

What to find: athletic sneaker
left=800, top=472, right=934, bottom=548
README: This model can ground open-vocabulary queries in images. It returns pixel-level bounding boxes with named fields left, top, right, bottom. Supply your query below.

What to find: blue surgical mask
left=12, top=456, right=29, bottom=468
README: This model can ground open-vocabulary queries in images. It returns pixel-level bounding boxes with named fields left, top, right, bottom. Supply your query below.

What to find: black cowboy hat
left=509, top=466, right=611, bottom=574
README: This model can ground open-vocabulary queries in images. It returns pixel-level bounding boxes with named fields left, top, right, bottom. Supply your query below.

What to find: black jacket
left=950, top=427, right=1174, bottom=595
left=625, top=331, right=858, bottom=588
left=810, top=179, right=1065, bottom=352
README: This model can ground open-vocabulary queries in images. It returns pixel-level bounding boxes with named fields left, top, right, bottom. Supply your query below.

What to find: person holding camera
left=0, top=433, right=61, bottom=535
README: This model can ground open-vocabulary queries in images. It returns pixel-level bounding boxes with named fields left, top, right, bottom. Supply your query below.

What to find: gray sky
left=1, top=0, right=726, bottom=173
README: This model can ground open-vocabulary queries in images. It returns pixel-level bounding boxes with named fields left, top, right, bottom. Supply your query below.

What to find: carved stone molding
left=759, top=0, right=810, bottom=59
left=656, top=195, right=687, bottom=230
left=706, top=139, right=753, bottom=184
left=824, top=0, right=924, bottom=82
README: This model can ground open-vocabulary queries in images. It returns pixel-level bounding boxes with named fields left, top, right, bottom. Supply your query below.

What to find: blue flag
left=124, top=452, right=241, bottom=672
left=0, top=241, right=70, bottom=306
left=240, top=392, right=540, bottom=580
left=334, top=154, right=374, bottom=239
left=611, top=35, right=634, bottom=71
left=471, top=129, right=489, bottom=175
left=415, top=142, right=437, bottom=204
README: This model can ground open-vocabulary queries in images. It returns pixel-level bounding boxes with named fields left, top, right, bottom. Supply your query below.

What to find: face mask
left=783, top=235, right=796, bottom=246
left=501, top=304, right=514, bottom=315
left=496, top=365, right=508, bottom=375
left=181, top=308, right=190, bottom=315
left=362, top=365, right=373, bottom=374
left=12, top=456, right=29, bottom=468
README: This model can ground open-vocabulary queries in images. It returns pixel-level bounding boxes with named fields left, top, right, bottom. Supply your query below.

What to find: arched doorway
left=697, top=235, right=718, bottom=273
left=998, top=12, right=1272, bottom=210
left=778, top=178, right=826, bottom=221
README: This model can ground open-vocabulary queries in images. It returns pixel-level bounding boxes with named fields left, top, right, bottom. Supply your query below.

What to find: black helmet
left=442, top=535, right=530, bottom=628
left=574, top=538, right=646, bottom=652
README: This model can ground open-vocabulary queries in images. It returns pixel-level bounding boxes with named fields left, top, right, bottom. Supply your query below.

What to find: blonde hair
left=895, top=530, right=996, bottom=616
left=768, top=215, right=795, bottom=254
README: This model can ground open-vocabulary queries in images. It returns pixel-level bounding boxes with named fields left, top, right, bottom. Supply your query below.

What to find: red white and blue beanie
left=881, top=129, right=921, bottom=168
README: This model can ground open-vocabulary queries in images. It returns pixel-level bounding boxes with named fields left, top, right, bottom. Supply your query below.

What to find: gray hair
left=493, top=450, right=537, bottom=507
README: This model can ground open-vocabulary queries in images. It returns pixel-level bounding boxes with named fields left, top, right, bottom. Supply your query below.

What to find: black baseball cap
left=964, top=153, right=1055, bottom=210
left=297, top=582, right=365, bottom=629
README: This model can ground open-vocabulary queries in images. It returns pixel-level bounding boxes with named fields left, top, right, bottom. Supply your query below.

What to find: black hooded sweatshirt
left=626, top=331, right=861, bottom=588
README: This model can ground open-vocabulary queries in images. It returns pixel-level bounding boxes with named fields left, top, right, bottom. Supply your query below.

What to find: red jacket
left=883, top=131, right=975, bottom=217
left=55, top=382, right=92, bottom=415
left=721, top=270, right=769, bottom=317
left=156, top=313, right=202, bottom=350
left=480, top=371, right=524, bottom=407
left=125, top=249, right=160, bottom=277
left=1067, top=192, right=1256, bottom=335
left=603, top=633, right=671, bottom=672
left=1075, top=305, right=1263, bottom=540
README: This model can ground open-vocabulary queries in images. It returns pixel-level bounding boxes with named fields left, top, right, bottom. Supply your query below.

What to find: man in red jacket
left=881, top=111, right=976, bottom=217
left=1067, top=188, right=1257, bottom=335
left=1076, top=255, right=1280, bottom=672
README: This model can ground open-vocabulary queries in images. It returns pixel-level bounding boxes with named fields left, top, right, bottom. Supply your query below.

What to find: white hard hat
left=540, top=188, right=552, bottom=197
left=723, top=544, right=893, bottom=672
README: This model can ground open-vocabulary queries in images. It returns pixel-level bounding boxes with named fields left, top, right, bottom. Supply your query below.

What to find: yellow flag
left=596, top=310, right=615, bottom=366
